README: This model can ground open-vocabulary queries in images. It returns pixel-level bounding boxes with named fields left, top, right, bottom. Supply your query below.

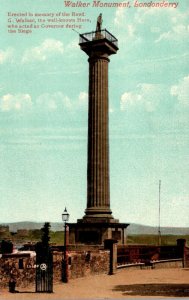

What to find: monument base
left=68, top=219, right=129, bottom=245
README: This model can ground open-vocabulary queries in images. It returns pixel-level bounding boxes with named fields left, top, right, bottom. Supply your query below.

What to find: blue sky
left=0, top=0, right=189, bottom=227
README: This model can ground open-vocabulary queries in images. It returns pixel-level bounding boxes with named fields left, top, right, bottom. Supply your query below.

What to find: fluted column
left=85, top=53, right=112, bottom=218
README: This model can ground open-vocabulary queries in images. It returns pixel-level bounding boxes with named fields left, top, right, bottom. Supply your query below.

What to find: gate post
left=177, top=239, right=186, bottom=268
left=104, top=239, right=118, bottom=275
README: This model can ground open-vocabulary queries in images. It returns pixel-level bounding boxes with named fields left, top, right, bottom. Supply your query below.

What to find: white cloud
left=78, top=91, right=88, bottom=104
left=36, top=92, right=72, bottom=111
left=120, top=84, right=163, bottom=112
left=114, top=5, right=189, bottom=46
left=170, top=75, right=189, bottom=107
left=155, top=24, right=189, bottom=43
left=0, top=48, right=14, bottom=64
left=0, top=94, right=32, bottom=112
left=114, top=6, right=125, bottom=26
left=65, top=38, right=78, bottom=52
left=22, top=39, right=64, bottom=63
left=121, top=92, right=142, bottom=111
left=0, top=91, right=88, bottom=114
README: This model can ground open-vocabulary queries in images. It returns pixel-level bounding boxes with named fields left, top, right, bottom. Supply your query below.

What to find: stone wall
left=53, top=250, right=109, bottom=281
left=0, top=255, right=36, bottom=289
left=0, top=249, right=109, bottom=289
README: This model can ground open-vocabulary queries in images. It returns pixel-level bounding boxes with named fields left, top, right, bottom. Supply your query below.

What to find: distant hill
left=127, top=224, right=189, bottom=236
left=1, top=221, right=188, bottom=235
left=5, top=222, right=63, bottom=232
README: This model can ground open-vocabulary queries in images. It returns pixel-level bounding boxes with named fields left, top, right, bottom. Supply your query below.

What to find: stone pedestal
left=69, top=221, right=129, bottom=245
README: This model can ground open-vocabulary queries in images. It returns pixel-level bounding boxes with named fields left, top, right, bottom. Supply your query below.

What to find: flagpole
left=158, top=180, right=161, bottom=246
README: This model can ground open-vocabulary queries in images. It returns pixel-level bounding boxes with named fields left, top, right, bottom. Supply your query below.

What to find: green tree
left=41, top=222, right=51, bottom=247
left=0, top=240, right=13, bottom=254
left=35, top=222, right=51, bottom=256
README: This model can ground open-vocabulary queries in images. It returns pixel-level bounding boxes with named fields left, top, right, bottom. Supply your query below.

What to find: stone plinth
left=69, top=222, right=129, bottom=245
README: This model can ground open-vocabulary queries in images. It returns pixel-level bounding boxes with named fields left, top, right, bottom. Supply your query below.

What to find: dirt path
left=1, top=268, right=189, bottom=299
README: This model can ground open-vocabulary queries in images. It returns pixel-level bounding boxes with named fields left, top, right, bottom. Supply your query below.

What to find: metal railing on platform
left=79, top=29, right=118, bottom=47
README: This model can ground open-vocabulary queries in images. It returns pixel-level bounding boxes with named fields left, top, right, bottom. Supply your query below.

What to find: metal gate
left=35, top=244, right=53, bottom=293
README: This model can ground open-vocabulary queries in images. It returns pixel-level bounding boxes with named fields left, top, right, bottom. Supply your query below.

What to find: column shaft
left=86, top=56, right=112, bottom=217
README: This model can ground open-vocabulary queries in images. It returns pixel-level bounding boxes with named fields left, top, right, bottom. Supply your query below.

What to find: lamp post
left=62, top=207, right=69, bottom=283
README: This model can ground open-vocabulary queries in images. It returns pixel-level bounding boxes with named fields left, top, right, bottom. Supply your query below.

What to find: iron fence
left=117, top=245, right=182, bottom=266
left=79, top=29, right=118, bottom=47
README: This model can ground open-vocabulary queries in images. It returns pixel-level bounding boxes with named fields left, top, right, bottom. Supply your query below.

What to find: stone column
left=85, top=53, right=112, bottom=218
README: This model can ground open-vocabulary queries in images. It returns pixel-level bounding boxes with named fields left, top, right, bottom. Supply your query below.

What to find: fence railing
left=117, top=245, right=182, bottom=266
left=79, top=29, right=118, bottom=47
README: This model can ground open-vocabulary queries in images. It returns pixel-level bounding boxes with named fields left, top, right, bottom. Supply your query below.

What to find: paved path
left=1, top=268, right=189, bottom=299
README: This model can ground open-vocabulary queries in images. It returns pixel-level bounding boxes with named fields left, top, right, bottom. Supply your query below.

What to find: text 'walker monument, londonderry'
left=69, top=15, right=129, bottom=245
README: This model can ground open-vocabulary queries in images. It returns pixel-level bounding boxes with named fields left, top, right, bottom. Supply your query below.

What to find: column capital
left=88, top=55, right=110, bottom=63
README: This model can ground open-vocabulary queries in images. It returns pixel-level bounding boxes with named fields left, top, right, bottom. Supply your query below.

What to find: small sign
left=40, top=263, right=47, bottom=271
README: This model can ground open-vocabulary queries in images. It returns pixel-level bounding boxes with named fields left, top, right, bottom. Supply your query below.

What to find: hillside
left=127, top=224, right=189, bottom=235
left=1, top=221, right=188, bottom=235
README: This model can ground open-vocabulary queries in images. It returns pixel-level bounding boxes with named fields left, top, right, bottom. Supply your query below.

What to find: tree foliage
left=41, top=222, right=51, bottom=247
left=0, top=240, right=13, bottom=254
left=35, top=222, right=51, bottom=260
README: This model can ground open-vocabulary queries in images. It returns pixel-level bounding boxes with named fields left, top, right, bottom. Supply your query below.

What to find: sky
left=0, top=0, right=189, bottom=227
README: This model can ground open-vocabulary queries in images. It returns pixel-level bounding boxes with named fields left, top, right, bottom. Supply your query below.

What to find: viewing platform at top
left=79, top=29, right=119, bottom=56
